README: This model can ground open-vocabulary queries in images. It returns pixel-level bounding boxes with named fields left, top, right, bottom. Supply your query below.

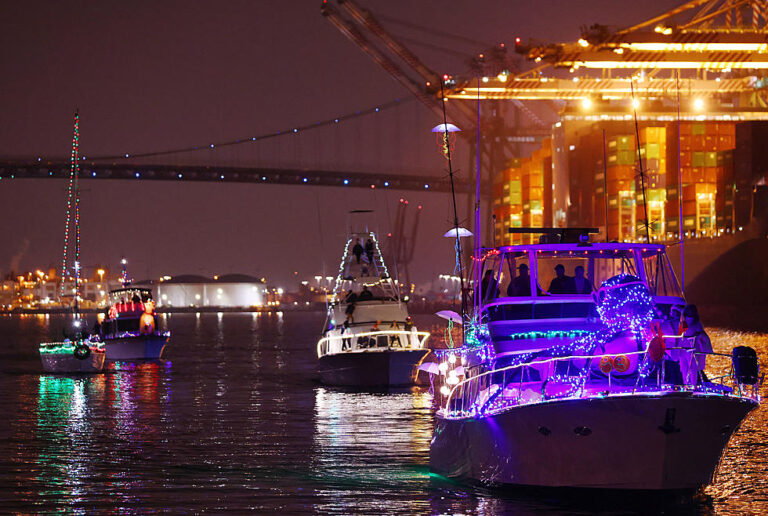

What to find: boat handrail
left=440, top=347, right=759, bottom=419
left=317, top=329, right=430, bottom=358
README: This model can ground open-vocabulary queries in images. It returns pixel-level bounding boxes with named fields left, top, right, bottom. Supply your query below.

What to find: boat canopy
left=108, top=287, right=153, bottom=304
left=477, top=242, right=683, bottom=301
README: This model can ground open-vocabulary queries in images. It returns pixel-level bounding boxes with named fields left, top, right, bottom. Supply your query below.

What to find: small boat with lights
left=429, top=229, right=761, bottom=491
left=38, top=111, right=106, bottom=374
left=317, top=222, right=430, bottom=387
left=40, top=329, right=106, bottom=374
left=97, top=286, right=169, bottom=360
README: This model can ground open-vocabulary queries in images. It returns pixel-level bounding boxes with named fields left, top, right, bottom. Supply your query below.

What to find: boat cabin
left=475, top=242, right=684, bottom=355
left=101, top=287, right=158, bottom=337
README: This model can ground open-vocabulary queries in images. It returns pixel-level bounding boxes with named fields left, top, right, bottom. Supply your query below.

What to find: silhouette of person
left=507, top=264, right=532, bottom=296
left=681, top=304, right=713, bottom=384
left=548, top=264, right=575, bottom=294
left=572, top=265, right=592, bottom=294
left=480, top=270, right=496, bottom=300
left=364, top=238, right=375, bottom=264
left=358, top=285, right=373, bottom=301
left=352, top=239, right=364, bottom=264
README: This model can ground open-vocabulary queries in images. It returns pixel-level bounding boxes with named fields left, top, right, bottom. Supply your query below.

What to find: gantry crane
left=442, top=0, right=768, bottom=111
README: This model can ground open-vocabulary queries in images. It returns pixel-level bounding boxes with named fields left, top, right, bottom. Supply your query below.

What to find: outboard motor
left=732, top=346, right=759, bottom=385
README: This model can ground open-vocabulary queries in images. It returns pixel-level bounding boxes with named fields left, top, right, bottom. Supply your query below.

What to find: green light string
left=59, top=111, right=79, bottom=298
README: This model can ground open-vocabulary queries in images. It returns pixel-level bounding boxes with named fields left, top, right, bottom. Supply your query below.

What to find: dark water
left=0, top=313, right=766, bottom=514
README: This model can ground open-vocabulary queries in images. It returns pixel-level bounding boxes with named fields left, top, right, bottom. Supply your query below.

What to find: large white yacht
left=428, top=231, right=761, bottom=491
left=317, top=221, right=430, bottom=387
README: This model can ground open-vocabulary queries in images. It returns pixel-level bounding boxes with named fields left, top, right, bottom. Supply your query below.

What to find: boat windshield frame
left=476, top=242, right=683, bottom=303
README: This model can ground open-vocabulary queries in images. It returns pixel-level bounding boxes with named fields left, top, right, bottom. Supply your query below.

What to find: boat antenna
left=439, top=77, right=467, bottom=320
left=676, top=70, right=685, bottom=294
left=474, top=69, right=482, bottom=322
left=631, top=80, right=651, bottom=243
left=73, top=111, right=82, bottom=321
left=602, top=129, right=609, bottom=243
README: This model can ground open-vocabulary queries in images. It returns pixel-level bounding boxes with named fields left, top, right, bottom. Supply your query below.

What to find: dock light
left=693, top=98, right=705, bottom=111
left=581, top=98, right=592, bottom=110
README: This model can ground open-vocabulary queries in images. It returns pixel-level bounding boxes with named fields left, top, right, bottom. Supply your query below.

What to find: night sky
left=0, top=1, right=682, bottom=288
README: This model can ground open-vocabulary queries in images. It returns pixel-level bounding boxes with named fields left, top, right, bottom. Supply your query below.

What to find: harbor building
left=156, top=274, right=267, bottom=308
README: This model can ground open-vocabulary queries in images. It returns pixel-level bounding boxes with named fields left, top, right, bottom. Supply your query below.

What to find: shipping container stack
left=605, top=135, right=637, bottom=241
left=521, top=138, right=553, bottom=244
left=635, top=126, right=667, bottom=240
left=666, top=121, right=735, bottom=236
left=492, top=158, right=523, bottom=246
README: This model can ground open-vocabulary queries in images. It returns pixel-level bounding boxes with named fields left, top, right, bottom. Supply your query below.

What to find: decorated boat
left=97, top=285, right=169, bottom=360
left=39, top=111, right=106, bottom=374
left=317, top=221, right=430, bottom=387
left=40, top=332, right=106, bottom=374
left=428, top=232, right=761, bottom=491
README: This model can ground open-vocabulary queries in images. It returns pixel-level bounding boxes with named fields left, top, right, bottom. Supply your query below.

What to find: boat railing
left=440, top=347, right=760, bottom=420
left=317, top=329, right=430, bottom=358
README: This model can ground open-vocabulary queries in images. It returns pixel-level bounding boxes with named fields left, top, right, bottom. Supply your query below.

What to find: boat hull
left=40, top=350, right=106, bottom=374
left=318, top=349, right=429, bottom=387
left=104, top=335, right=167, bottom=360
left=430, top=393, right=757, bottom=490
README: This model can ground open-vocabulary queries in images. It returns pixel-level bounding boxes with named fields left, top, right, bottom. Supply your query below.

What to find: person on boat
left=344, top=290, right=358, bottom=303
left=507, top=264, right=532, bottom=296
left=404, top=316, right=413, bottom=331
left=340, top=320, right=351, bottom=350
left=680, top=304, right=713, bottom=384
left=548, top=264, right=575, bottom=294
left=572, top=265, right=592, bottom=294
left=352, top=239, right=364, bottom=264
left=390, top=320, right=401, bottom=346
left=481, top=270, right=496, bottom=300
left=364, top=238, right=375, bottom=264
left=358, top=285, right=373, bottom=301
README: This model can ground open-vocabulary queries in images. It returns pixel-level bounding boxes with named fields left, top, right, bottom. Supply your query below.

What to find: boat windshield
left=642, top=250, right=683, bottom=297
left=536, top=249, right=636, bottom=295
left=109, top=288, right=153, bottom=304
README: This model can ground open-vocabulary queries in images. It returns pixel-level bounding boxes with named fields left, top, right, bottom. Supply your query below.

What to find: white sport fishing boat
left=428, top=229, right=761, bottom=491
left=317, top=218, right=430, bottom=386
left=97, top=286, right=169, bottom=360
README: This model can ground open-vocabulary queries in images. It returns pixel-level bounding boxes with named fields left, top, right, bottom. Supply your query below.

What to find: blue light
left=178, top=173, right=183, bottom=178
left=334, top=119, right=339, bottom=123
left=125, top=154, right=130, bottom=158
left=135, top=172, right=140, bottom=178
left=384, top=181, right=390, bottom=187
left=92, top=172, right=96, bottom=177
left=262, top=176, right=266, bottom=180
left=37, top=157, right=41, bottom=162
left=343, top=179, right=349, bottom=185
left=210, top=144, right=215, bottom=148
left=375, top=107, right=380, bottom=112
left=424, top=184, right=429, bottom=189
left=303, top=177, right=308, bottom=183
left=49, top=172, right=52, bottom=176
left=293, top=128, right=298, bottom=133
left=220, top=174, right=224, bottom=179
left=252, top=137, right=256, bottom=141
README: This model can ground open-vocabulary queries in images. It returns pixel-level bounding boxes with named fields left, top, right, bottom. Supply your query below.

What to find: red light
left=418, top=205, right=422, bottom=210
left=387, top=233, right=392, bottom=237
left=404, top=200, right=409, bottom=205
left=443, top=74, right=449, bottom=80
left=370, top=185, right=375, bottom=189
left=399, top=198, right=404, bottom=202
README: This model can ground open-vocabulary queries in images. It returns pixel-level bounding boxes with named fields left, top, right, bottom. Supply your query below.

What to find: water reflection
left=0, top=315, right=764, bottom=513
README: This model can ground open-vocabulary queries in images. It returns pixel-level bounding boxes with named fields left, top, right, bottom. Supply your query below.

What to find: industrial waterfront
left=3, top=0, right=768, bottom=513
left=0, top=313, right=766, bottom=514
